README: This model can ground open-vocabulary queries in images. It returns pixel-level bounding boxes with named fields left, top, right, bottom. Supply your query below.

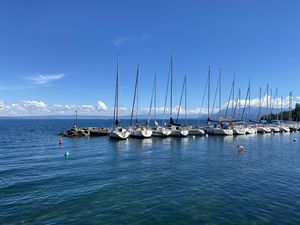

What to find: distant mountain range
left=0, top=107, right=287, bottom=120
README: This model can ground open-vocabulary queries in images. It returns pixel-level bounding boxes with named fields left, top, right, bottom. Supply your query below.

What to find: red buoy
left=59, top=137, right=63, bottom=146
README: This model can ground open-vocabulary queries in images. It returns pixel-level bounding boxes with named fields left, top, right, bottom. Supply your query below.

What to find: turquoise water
left=1, top=119, right=300, bottom=225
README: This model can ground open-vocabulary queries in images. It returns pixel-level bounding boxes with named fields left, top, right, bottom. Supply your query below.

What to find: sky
left=0, top=0, right=300, bottom=116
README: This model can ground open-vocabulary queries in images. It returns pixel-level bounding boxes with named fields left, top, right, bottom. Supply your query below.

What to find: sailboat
left=129, top=65, right=152, bottom=138
left=256, top=84, right=271, bottom=134
left=150, top=74, right=171, bottom=137
left=109, top=55, right=130, bottom=140
left=167, top=54, right=188, bottom=137
left=203, top=67, right=233, bottom=135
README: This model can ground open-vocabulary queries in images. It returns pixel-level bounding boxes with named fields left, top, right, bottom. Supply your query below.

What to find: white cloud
left=0, top=100, right=110, bottom=116
left=97, top=101, right=108, bottom=110
left=112, top=34, right=151, bottom=47
left=0, top=96, right=299, bottom=117
left=22, top=73, right=65, bottom=85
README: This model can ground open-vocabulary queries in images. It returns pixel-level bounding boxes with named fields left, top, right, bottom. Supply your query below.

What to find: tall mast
left=219, top=69, right=222, bottom=119
left=266, top=83, right=269, bottom=120
left=154, top=74, right=157, bottom=122
left=241, top=80, right=250, bottom=121
left=130, top=65, right=139, bottom=127
left=289, top=91, right=293, bottom=121
left=197, top=73, right=208, bottom=125
left=185, top=75, right=187, bottom=126
left=162, top=63, right=171, bottom=126
left=176, top=75, right=186, bottom=124
left=170, top=53, right=173, bottom=118
left=207, top=66, right=211, bottom=121
left=280, top=96, right=283, bottom=121
left=248, top=81, right=251, bottom=120
left=147, top=74, right=156, bottom=126
left=238, top=89, right=241, bottom=118
left=212, top=69, right=221, bottom=117
left=112, top=55, right=119, bottom=127
left=225, top=75, right=235, bottom=119
left=276, top=89, right=279, bottom=121
left=232, top=73, right=235, bottom=115
left=136, top=66, right=139, bottom=124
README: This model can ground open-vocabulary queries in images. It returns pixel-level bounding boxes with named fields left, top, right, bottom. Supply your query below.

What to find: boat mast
left=232, top=73, right=235, bottom=116
left=238, top=89, right=241, bottom=118
left=266, top=83, right=269, bottom=121
left=112, top=55, right=119, bottom=127
left=211, top=69, right=221, bottom=118
left=219, top=69, right=222, bottom=119
left=257, top=87, right=262, bottom=121
left=280, top=96, right=283, bottom=121
left=154, top=74, right=157, bottom=122
left=136, top=66, right=139, bottom=124
left=241, top=80, right=250, bottom=121
left=207, top=66, right=211, bottom=121
left=185, top=75, right=187, bottom=127
left=162, top=61, right=171, bottom=127
left=225, top=75, right=235, bottom=119
left=248, top=81, right=251, bottom=120
left=232, top=89, right=240, bottom=119
left=176, top=75, right=186, bottom=124
left=130, top=65, right=139, bottom=127
left=170, top=53, right=173, bottom=119
left=197, top=72, right=208, bottom=125
left=147, top=74, right=156, bottom=126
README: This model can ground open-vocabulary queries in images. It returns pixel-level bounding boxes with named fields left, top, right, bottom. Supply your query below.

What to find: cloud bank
left=0, top=96, right=299, bottom=117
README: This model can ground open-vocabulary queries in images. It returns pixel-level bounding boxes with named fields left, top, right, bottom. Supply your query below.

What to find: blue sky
left=0, top=0, right=300, bottom=116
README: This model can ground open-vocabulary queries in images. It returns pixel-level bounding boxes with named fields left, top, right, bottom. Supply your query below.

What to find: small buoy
left=237, top=145, right=244, bottom=151
left=192, top=135, right=195, bottom=139
left=59, top=137, right=63, bottom=145
left=205, top=134, right=209, bottom=137
left=293, top=139, right=297, bottom=142
left=64, top=151, right=69, bottom=157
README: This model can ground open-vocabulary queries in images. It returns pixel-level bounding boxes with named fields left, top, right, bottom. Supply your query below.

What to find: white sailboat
left=203, top=67, right=233, bottom=135
left=150, top=74, right=171, bottom=137
left=109, top=55, right=130, bottom=140
left=129, top=66, right=152, bottom=138
left=167, top=54, right=188, bottom=137
left=256, top=126, right=272, bottom=133
left=245, top=126, right=257, bottom=134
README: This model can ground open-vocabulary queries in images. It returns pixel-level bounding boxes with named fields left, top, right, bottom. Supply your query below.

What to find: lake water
left=1, top=119, right=300, bottom=225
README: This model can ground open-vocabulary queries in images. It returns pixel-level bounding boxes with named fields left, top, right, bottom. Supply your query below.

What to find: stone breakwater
left=59, top=127, right=109, bottom=137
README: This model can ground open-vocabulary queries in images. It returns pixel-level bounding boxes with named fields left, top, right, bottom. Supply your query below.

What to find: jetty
left=59, top=126, right=109, bottom=137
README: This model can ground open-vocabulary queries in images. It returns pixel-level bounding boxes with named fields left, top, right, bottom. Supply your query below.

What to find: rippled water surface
left=1, top=119, right=300, bottom=225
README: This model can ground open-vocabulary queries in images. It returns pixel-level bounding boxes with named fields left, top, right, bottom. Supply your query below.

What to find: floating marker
left=59, top=137, right=63, bottom=145
left=192, top=135, right=195, bottom=139
left=205, top=134, right=209, bottom=137
left=237, top=145, right=244, bottom=151
left=64, top=151, right=69, bottom=157
left=294, top=139, right=297, bottom=142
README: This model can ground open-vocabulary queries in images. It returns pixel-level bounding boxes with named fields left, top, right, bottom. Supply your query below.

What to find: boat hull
left=188, top=128, right=205, bottom=136
left=257, top=127, right=271, bottom=133
left=204, top=126, right=233, bottom=135
left=109, top=129, right=130, bottom=140
left=233, top=127, right=246, bottom=135
left=130, top=129, right=152, bottom=138
left=169, top=129, right=189, bottom=137
left=152, top=127, right=171, bottom=137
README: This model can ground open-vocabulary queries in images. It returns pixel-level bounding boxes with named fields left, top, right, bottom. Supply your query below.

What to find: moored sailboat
left=109, top=55, right=130, bottom=140
left=129, top=65, right=152, bottom=138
